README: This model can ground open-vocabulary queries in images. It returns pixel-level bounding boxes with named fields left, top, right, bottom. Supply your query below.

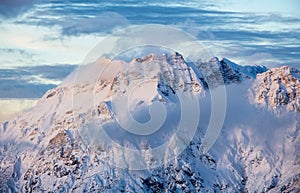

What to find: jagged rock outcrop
left=249, top=66, right=300, bottom=112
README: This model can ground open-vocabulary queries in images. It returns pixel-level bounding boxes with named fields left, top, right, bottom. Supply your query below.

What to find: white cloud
left=0, top=23, right=104, bottom=67
left=0, top=99, right=37, bottom=122
left=215, top=0, right=300, bottom=17
left=229, top=52, right=281, bottom=67
left=61, top=12, right=130, bottom=36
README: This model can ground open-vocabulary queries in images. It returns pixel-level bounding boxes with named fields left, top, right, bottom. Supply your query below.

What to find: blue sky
left=0, top=0, right=300, bottom=100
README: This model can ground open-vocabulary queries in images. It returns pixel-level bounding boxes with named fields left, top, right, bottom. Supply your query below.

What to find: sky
left=0, top=0, right=300, bottom=120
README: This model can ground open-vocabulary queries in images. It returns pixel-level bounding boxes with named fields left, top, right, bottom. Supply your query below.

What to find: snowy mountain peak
left=219, top=57, right=268, bottom=79
left=196, top=57, right=267, bottom=87
left=250, top=65, right=300, bottom=112
left=101, top=52, right=205, bottom=102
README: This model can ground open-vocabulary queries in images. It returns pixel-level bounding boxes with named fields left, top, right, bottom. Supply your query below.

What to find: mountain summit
left=250, top=66, right=300, bottom=113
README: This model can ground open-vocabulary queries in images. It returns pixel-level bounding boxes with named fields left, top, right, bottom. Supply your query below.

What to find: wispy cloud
left=10, top=0, right=299, bottom=68
left=0, top=48, right=35, bottom=66
left=61, top=12, right=130, bottom=36
left=0, top=65, right=77, bottom=98
left=0, top=98, right=37, bottom=122
left=0, top=0, right=36, bottom=18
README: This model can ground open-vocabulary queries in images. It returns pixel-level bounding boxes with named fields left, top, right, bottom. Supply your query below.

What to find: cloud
left=231, top=52, right=281, bottom=67
left=0, top=48, right=34, bottom=57
left=61, top=12, right=130, bottom=36
left=0, top=0, right=36, bottom=18
left=23, top=65, right=78, bottom=80
left=0, top=48, right=35, bottom=65
left=0, top=99, right=37, bottom=122
left=1, top=0, right=299, bottom=70
left=0, top=64, right=77, bottom=98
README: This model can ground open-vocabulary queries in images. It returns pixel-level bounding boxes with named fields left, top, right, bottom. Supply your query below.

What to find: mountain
left=196, top=57, right=267, bottom=86
left=249, top=66, right=300, bottom=113
left=0, top=53, right=299, bottom=192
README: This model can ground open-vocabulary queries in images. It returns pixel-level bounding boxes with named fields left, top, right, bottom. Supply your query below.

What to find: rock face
left=196, top=57, right=267, bottom=86
left=0, top=53, right=299, bottom=192
left=250, top=66, right=300, bottom=112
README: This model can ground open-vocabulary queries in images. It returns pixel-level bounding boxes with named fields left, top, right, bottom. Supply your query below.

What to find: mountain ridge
left=0, top=53, right=299, bottom=192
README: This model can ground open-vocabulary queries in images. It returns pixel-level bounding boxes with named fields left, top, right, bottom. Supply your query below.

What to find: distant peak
left=251, top=64, right=300, bottom=112
left=265, top=65, right=300, bottom=78
left=277, top=65, right=299, bottom=73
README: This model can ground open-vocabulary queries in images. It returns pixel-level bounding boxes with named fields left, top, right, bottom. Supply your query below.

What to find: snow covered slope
left=250, top=66, right=300, bottom=113
left=0, top=53, right=299, bottom=192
